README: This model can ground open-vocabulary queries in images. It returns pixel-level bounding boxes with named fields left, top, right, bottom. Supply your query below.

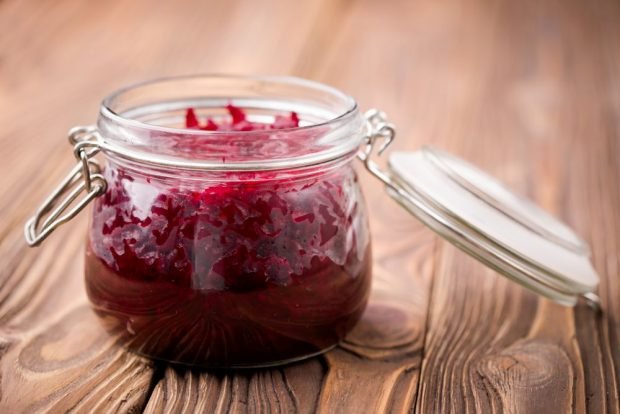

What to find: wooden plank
left=0, top=0, right=618, bottom=412
left=413, top=0, right=620, bottom=412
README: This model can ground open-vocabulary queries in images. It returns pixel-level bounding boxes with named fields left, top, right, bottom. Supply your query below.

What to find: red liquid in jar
left=85, top=107, right=371, bottom=367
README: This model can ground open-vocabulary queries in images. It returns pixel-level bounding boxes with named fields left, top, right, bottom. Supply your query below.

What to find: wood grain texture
left=0, top=0, right=618, bottom=412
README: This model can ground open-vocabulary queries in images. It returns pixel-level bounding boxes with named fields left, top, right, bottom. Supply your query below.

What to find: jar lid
left=384, top=146, right=599, bottom=307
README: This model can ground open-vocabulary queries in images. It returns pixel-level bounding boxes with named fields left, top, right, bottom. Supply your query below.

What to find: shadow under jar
left=83, top=76, right=372, bottom=367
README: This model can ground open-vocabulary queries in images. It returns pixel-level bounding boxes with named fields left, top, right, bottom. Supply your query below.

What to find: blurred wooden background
left=1, top=0, right=619, bottom=412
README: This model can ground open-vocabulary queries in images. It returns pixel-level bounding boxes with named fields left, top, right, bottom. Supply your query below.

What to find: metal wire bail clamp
left=24, top=126, right=107, bottom=247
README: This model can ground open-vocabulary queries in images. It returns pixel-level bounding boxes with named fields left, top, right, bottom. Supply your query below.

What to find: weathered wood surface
left=0, top=0, right=618, bottom=412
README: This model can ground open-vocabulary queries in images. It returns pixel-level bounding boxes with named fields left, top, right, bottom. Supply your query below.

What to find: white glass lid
left=386, top=147, right=599, bottom=307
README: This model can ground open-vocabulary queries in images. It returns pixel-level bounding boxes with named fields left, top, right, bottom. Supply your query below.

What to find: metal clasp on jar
left=358, top=109, right=398, bottom=186
left=24, top=127, right=107, bottom=246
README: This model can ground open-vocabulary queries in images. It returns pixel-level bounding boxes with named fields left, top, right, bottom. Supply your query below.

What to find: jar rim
left=101, top=74, right=359, bottom=136
left=97, top=74, right=365, bottom=171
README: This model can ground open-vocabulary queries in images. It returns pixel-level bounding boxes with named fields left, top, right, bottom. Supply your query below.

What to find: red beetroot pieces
left=85, top=106, right=371, bottom=367
left=185, top=105, right=300, bottom=131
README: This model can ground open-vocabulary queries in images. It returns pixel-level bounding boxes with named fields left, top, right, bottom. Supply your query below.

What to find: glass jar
left=38, top=75, right=371, bottom=367
left=26, top=74, right=602, bottom=369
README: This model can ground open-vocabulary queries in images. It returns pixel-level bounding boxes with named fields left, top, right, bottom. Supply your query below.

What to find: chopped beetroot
left=185, top=108, right=200, bottom=129
left=85, top=105, right=370, bottom=367
left=184, top=105, right=300, bottom=131
left=226, top=104, right=246, bottom=124
left=201, top=118, right=218, bottom=131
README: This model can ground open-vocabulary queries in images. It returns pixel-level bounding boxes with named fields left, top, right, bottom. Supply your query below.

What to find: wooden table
left=1, top=0, right=619, bottom=412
